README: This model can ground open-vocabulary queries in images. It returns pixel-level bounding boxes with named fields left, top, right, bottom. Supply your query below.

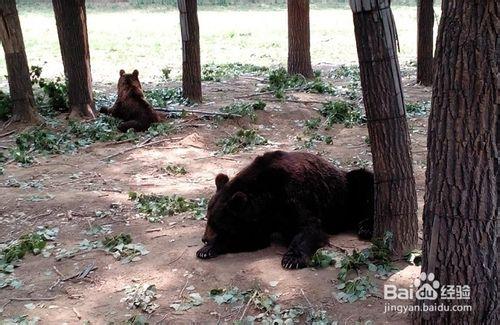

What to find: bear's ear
left=132, top=69, right=139, bottom=77
left=229, top=192, right=247, bottom=211
left=215, top=173, right=229, bottom=191
left=119, top=69, right=125, bottom=76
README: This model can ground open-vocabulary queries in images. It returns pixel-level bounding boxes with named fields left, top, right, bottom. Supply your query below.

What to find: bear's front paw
left=196, top=244, right=219, bottom=259
left=281, top=250, right=309, bottom=269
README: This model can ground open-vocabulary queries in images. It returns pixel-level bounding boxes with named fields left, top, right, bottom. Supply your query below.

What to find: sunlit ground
left=0, top=5, right=435, bottom=87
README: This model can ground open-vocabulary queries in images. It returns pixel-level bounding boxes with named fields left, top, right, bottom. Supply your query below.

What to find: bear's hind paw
left=196, top=245, right=219, bottom=259
left=281, top=251, right=309, bottom=269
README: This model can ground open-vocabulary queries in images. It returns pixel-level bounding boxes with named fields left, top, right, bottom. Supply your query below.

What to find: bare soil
left=0, top=70, right=430, bottom=324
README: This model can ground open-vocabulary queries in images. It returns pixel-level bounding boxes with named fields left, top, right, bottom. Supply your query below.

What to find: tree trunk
left=178, top=0, right=202, bottom=103
left=287, top=0, right=313, bottom=79
left=415, top=1, right=498, bottom=324
left=416, top=0, right=434, bottom=86
left=52, top=0, right=95, bottom=119
left=0, top=0, right=40, bottom=123
left=496, top=14, right=500, bottom=321
left=349, top=0, right=418, bottom=256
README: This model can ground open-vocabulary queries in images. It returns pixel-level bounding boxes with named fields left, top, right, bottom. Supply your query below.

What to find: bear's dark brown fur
left=196, top=150, right=374, bottom=269
left=100, top=69, right=165, bottom=132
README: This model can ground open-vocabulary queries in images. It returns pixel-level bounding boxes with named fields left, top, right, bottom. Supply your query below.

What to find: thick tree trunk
left=178, top=0, right=202, bottom=103
left=496, top=14, right=500, bottom=321
left=415, top=1, right=498, bottom=324
left=287, top=0, right=313, bottom=79
left=52, top=0, right=95, bottom=119
left=349, top=0, right=418, bottom=256
left=0, top=0, right=40, bottom=123
left=416, top=0, right=434, bottom=86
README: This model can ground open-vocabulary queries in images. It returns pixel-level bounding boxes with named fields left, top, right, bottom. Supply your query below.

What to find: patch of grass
left=145, top=87, right=190, bottom=107
left=330, top=64, right=360, bottom=80
left=31, top=65, right=68, bottom=115
left=335, top=276, right=377, bottom=303
left=304, top=117, right=321, bottom=131
left=145, top=122, right=176, bottom=136
left=0, top=227, right=58, bottom=273
left=219, top=100, right=266, bottom=121
left=217, top=129, right=268, bottom=154
left=122, top=283, right=159, bottom=314
left=338, top=231, right=395, bottom=282
left=161, top=164, right=188, bottom=175
left=129, top=192, right=207, bottom=222
left=102, top=233, right=133, bottom=249
left=0, top=90, right=12, bottom=120
left=298, top=133, right=333, bottom=150
left=69, top=115, right=138, bottom=144
left=320, top=100, right=365, bottom=127
left=6, top=115, right=175, bottom=166
left=9, top=116, right=127, bottom=165
left=310, top=249, right=343, bottom=268
left=161, top=66, right=172, bottom=80
left=405, top=101, right=431, bottom=116
left=202, top=63, right=269, bottom=81
left=266, top=67, right=336, bottom=99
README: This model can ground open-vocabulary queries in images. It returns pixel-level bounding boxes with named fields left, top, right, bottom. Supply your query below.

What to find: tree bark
left=178, top=0, right=202, bottom=103
left=0, top=0, right=40, bottom=123
left=349, top=0, right=418, bottom=256
left=52, top=0, right=95, bottom=119
left=496, top=12, right=500, bottom=321
left=287, top=0, right=313, bottom=79
left=415, top=1, right=499, bottom=324
left=416, top=0, right=434, bottom=86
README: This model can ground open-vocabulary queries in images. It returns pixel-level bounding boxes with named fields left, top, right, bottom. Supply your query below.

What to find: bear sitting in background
left=100, top=69, right=165, bottom=132
left=196, top=150, right=374, bottom=269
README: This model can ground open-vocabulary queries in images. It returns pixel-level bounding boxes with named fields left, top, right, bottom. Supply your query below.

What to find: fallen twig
left=72, top=307, right=82, bottom=319
left=178, top=279, right=189, bottom=298
left=0, top=130, right=15, bottom=138
left=146, top=228, right=162, bottom=233
left=9, top=296, right=58, bottom=302
left=301, top=289, right=313, bottom=308
left=155, top=107, right=241, bottom=118
left=63, top=263, right=97, bottom=281
left=239, top=290, right=257, bottom=320
left=166, top=248, right=187, bottom=266
left=235, top=91, right=274, bottom=99
left=53, top=265, right=65, bottom=277
left=102, top=137, right=172, bottom=161
left=152, top=233, right=169, bottom=239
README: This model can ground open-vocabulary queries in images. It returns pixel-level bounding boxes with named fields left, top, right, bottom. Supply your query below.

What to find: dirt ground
left=0, top=67, right=430, bottom=324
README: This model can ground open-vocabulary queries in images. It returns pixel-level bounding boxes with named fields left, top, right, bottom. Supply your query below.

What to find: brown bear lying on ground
left=100, top=69, right=165, bottom=132
left=196, top=150, right=374, bottom=269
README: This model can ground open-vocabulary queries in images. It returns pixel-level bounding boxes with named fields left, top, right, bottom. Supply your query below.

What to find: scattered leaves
left=219, top=100, right=266, bottom=121
left=335, top=276, right=377, bottom=303
left=320, top=100, right=365, bottom=127
left=121, top=283, right=159, bottom=314
left=129, top=192, right=207, bottom=222
left=217, top=129, right=268, bottom=154
left=202, top=63, right=268, bottom=81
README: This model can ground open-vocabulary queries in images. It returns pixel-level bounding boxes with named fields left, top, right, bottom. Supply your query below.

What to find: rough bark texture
left=0, top=0, right=40, bottom=123
left=350, top=0, right=418, bottom=256
left=496, top=11, right=500, bottom=321
left=178, top=0, right=202, bottom=103
left=416, top=0, right=434, bottom=86
left=415, top=1, right=499, bottom=324
left=52, top=0, right=95, bottom=119
left=287, top=0, right=313, bottom=79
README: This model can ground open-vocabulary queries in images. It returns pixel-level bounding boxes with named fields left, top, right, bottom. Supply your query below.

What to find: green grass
left=0, top=6, right=426, bottom=89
